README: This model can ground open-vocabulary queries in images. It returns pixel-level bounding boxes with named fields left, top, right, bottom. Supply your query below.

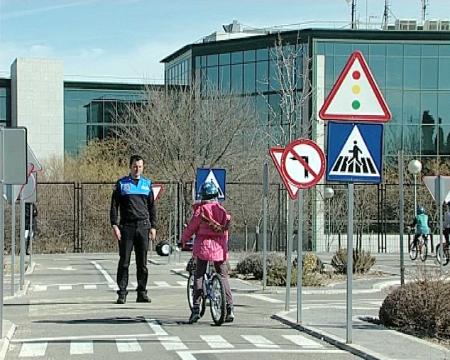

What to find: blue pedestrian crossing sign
left=195, top=168, right=226, bottom=200
left=326, top=122, right=383, bottom=183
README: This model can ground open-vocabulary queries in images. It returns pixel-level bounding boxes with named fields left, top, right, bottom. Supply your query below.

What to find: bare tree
left=114, top=84, right=266, bottom=182
left=266, top=33, right=313, bottom=146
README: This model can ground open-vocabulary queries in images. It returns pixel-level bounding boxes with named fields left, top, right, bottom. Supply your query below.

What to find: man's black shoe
left=116, top=294, right=127, bottom=304
left=136, top=293, right=151, bottom=303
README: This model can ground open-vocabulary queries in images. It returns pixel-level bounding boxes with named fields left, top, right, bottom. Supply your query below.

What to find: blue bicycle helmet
left=417, top=206, right=426, bottom=215
left=200, top=181, right=219, bottom=200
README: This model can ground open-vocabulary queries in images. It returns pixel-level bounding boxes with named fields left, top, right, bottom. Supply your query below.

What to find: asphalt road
left=3, top=253, right=358, bottom=360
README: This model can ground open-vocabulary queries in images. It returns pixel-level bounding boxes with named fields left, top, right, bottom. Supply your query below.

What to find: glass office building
left=162, top=28, right=450, bottom=163
left=63, top=82, right=144, bottom=154
left=0, top=79, right=11, bottom=128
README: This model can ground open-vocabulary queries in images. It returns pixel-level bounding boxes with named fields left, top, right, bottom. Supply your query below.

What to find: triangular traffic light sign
left=269, top=147, right=299, bottom=200
left=319, top=51, right=391, bottom=122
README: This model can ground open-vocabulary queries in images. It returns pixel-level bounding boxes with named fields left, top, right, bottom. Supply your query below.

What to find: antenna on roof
left=345, top=0, right=357, bottom=29
left=421, top=0, right=429, bottom=23
left=382, top=0, right=390, bottom=30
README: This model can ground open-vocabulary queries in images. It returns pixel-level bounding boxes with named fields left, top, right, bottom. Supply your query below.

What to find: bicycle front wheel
left=187, top=272, right=206, bottom=317
left=209, top=274, right=226, bottom=326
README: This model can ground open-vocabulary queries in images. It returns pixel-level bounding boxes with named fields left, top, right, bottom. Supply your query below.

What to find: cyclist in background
left=181, top=181, right=234, bottom=324
left=443, top=202, right=450, bottom=244
left=410, top=205, right=431, bottom=248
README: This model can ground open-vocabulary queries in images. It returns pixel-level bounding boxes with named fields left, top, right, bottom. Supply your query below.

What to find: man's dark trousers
left=117, top=222, right=150, bottom=296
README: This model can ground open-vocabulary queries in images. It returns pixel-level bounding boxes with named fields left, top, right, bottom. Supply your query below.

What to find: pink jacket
left=181, top=201, right=231, bottom=262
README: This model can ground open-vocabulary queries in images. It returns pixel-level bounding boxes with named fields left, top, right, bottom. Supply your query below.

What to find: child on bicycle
left=181, top=181, right=234, bottom=324
left=410, top=206, right=431, bottom=248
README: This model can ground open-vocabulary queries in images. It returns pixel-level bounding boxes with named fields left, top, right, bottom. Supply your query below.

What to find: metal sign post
left=297, top=189, right=304, bottom=323
left=262, top=162, right=269, bottom=290
left=19, top=195, right=25, bottom=290
left=399, top=151, right=405, bottom=286
left=10, top=200, right=15, bottom=296
left=285, top=195, right=294, bottom=311
left=347, top=183, right=354, bottom=343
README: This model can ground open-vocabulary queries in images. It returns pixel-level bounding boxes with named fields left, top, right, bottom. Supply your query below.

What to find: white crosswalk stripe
left=32, top=285, right=47, bottom=292
left=116, top=339, right=142, bottom=353
left=58, top=285, right=72, bottom=290
left=241, top=335, right=279, bottom=348
left=177, top=281, right=186, bottom=286
left=83, top=284, right=97, bottom=290
left=282, top=334, right=323, bottom=348
left=200, top=335, right=234, bottom=349
left=158, top=336, right=188, bottom=350
left=70, top=341, right=94, bottom=355
left=19, top=342, right=48, bottom=357
left=154, top=281, right=170, bottom=287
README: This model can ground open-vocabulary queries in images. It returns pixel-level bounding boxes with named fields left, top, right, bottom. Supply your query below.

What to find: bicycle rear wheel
left=409, top=244, right=418, bottom=260
left=187, top=272, right=206, bottom=317
left=209, top=274, right=226, bottom=326
left=436, top=244, right=450, bottom=266
left=419, top=242, right=428, bottom=262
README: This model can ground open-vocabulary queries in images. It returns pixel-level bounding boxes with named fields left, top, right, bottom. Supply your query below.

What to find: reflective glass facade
left=64, top=83, right=144, bottom=155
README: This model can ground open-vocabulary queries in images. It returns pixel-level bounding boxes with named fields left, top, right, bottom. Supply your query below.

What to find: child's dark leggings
left=193, top=258, right=233, bottom=308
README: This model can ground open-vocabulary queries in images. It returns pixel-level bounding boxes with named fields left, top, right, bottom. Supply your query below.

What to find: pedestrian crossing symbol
left=326, top=122, right=383, bottom=183
left=195, top=168, right=226, bottom=200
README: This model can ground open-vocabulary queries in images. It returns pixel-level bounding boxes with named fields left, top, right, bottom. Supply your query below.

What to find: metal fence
left=26, top=180, right=437, bottom=254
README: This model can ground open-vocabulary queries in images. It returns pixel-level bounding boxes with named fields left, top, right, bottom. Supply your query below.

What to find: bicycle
left=436, top=236, right=450, bottom=266
left=408, top=229, right=428, bottom=262
left=186, top=257, right=227, bottom=326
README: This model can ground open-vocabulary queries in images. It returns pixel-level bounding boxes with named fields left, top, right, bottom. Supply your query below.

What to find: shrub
left=331, top=248, right=376, bottom=274
left=379, top=279, right=450, bottom=339
left=301, top=252, right=324, bottom=273
left=236, top=253, right=261, bottom=277
left=236, top=252, right=324, bottom=286
left=266, top=260, right=297, bottom=286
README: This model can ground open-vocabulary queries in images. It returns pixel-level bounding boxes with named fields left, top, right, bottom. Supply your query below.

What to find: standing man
left=110, top=155, right=157, bottom=304
left=25, top=203, right=38, bottom=255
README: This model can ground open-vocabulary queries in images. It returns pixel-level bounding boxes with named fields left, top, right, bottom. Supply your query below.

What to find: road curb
left=0, top=321, right=16, bottom=360
left=272, top=312, right=384, bottom=360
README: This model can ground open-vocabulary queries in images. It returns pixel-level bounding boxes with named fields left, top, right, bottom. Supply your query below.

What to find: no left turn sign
left=281, top=139, right=325, bottom=189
